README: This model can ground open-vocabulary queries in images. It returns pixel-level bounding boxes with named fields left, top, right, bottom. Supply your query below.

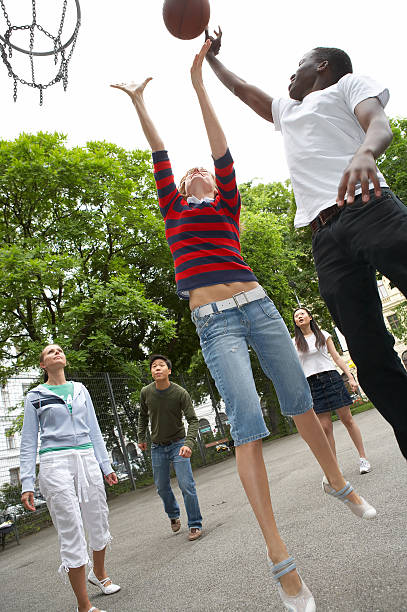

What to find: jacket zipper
left=39, top=386, right=78, bottom=443
left=69, top=387, right=77, bottom=445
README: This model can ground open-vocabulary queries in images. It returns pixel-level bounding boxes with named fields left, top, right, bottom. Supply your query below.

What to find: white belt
left=195, top=286, right=266, bottom=317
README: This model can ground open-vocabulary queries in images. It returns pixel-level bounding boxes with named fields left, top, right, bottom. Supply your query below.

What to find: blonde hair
left=178, top=167, right=217, bottom=198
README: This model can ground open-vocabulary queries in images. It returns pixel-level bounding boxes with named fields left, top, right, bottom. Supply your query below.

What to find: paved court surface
left=1, top=409, right=406, bottom=611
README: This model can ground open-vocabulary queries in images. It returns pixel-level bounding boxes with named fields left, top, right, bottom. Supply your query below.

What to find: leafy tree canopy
left=3, top=119, right=406, bottom=430
left=378, top=118, right=407, bottom=204
left=0, top=132, right=176, bottom=380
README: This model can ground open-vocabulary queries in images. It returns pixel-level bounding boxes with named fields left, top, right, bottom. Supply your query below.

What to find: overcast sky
left=1, top=0, right=405, bottom=187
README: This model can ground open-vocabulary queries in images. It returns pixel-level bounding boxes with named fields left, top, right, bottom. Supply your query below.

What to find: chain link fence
left=0, top=361, right=372, bottom=544
left=0, top=363, right=297, bottom=531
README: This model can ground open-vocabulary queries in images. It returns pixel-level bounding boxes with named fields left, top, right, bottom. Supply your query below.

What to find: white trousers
left=39, top=449, right=111, bottom=574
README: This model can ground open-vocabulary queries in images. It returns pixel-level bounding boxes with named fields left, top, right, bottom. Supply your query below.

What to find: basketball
left=163, top=0, right=210, bottom=40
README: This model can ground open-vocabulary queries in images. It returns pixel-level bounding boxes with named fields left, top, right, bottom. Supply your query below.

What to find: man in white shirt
left=205, top=31, right=407, bottom=459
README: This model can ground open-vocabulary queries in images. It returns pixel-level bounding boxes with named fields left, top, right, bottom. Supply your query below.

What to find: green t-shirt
left=43, top=382, right=74, bottom=413
left=138, top=382, right=199, bottom=450
left=39, top=382, right=93, bottom=455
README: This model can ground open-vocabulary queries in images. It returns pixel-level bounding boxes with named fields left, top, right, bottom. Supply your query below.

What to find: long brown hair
left=293, top=307, right=326, bottom=353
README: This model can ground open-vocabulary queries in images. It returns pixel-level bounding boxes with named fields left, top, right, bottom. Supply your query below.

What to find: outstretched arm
left=205, top=28, right=273, bottom=123
left=111, top=79, right=165, bottom=152
left=191, top=39, right=227, bottom=159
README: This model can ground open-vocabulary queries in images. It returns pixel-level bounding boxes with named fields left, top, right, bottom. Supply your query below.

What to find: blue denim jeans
left=191, top=294, right=312, bottom=446
left=151, top=439, right=202, bottom=529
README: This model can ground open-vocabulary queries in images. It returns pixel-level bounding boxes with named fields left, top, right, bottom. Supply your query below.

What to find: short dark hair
left=149, top=354, right=172, bottom=370
left=313, top=47, right=353, bottom=83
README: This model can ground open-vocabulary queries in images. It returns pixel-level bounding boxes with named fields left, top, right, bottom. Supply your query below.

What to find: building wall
left=0, top=377, right=34, bottom=488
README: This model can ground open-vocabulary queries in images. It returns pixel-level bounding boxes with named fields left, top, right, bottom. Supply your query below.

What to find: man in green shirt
left=138, top=354, right=203, bottom=540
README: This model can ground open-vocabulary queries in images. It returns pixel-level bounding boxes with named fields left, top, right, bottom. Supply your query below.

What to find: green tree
left=239, top=179, right=333, bottom=330
left=392, top=302, right=407, bottom=345
left=0, top=132, right=176, bottom=379
left=378, top=118, right=407, bottom=204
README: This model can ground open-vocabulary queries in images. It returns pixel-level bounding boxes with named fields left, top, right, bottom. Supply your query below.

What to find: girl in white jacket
left=20, top=344, right=121, bottom=612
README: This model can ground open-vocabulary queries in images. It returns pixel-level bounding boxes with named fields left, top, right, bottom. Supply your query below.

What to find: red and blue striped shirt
left=152, top=148, right=257, bottom=299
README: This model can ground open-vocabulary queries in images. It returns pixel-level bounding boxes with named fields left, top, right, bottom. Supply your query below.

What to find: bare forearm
left=334, top=355, right=353, bottom=380
left=193, top=82, right=227, bottom=159
left=357, top=116, right=393, bottom=159
left=206, top=54, right=247, bottom=96
left=132, top=97, right=165, bottom=152
left=354, top=100, right=393, bottom=160
left=206, top=54, right=273, bottom=122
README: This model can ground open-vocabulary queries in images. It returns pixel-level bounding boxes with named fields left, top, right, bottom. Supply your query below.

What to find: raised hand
left=191, top=39, right=212, bottom=89
left=110, top=77, right=164, bottom=152
left=205, top=26, right=222, bottom=56
left=110, top=78, right=152, bottom=103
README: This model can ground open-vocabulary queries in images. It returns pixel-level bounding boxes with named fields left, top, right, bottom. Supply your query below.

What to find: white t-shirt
left=293, top=330, right=334, bottom=378
left=272, top=74, right=389, bottom=227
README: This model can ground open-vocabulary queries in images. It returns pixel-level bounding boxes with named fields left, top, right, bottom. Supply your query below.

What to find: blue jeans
left=151, top=439, right=202, bottom=529
left=191, top=294, right=312, bottom=446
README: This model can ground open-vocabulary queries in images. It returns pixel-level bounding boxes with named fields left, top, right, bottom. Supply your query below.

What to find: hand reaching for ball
left=110, top=78, right=153, bottom=103
left=205, top=27, right=222, bottom=57
left=191, top=39, right=212, bottom=89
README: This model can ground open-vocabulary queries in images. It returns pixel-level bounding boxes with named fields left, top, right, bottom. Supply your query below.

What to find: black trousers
left=312, top=189, right=407, bottom=459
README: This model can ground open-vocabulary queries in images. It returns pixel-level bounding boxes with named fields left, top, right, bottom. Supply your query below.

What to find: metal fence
left=0, top=362, right=295, bottom=504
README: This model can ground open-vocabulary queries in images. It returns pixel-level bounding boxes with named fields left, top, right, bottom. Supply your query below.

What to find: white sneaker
left=359, top=457, right=371, bottom=474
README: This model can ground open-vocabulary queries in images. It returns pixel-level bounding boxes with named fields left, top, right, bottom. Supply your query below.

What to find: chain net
left=0, top=0, right=81, bottom=104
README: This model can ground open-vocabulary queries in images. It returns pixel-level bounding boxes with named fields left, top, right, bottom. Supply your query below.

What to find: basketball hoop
left=0, top=0, right=81, bottom=104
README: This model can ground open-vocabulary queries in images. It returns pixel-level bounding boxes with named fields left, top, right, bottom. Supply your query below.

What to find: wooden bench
left=204, top=437, right=230, bottom=449
left=204, top=437, right=235, bottom=455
